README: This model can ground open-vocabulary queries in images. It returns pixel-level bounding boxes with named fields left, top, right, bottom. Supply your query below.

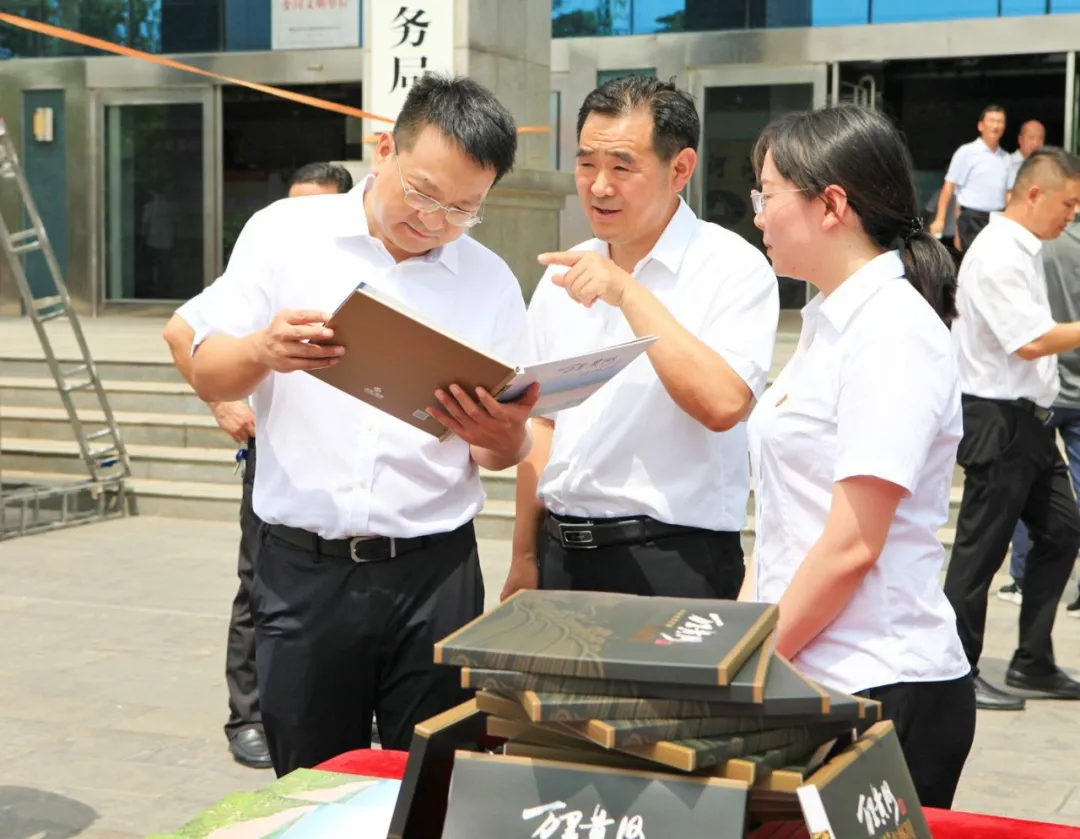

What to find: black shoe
left=1066, top=597, right=1080, bottom=619
left=996, top=581, right=1022, bottom=605
left=1005, top=667, right=1080, bottom=699
left=229, top=727, right=273, bottom=769
left=973, top=675, right=1026, bottom=710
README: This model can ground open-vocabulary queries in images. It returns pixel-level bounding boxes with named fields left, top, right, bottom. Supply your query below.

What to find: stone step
left=0, top=376, right=206, bottom=414
left=0, top=404, right=235, bottom=449
left=0, top=465, right=960, bottom=551
left=0, top=356, right=183, bottom=384
left=0, top=469, right=518, bottom=540
left=1, top=430, right=967, bottom=528
left=1, top=437, right=241, bottom=484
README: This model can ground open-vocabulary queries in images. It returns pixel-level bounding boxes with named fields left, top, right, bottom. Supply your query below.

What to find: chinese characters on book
left=857, top=780, right=914, bottom=839
left=656, top=612, right=726, bottom=645
left=524, top=800, right=647, bottom=839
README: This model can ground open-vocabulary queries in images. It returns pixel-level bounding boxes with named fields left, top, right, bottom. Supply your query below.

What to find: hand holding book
left=426, top=382, right=540, bottom=459
left=255, top=309, right=344, bottom=372
left=305, top=284, right=656, bottom=439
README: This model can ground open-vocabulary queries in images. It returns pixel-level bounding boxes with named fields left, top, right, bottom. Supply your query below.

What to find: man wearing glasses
left=504, top=75, right=778, bottom=603
left=187, top=74, right=538, bottom=776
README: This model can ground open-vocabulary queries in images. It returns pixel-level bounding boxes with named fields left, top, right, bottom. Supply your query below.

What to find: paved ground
left=0, top=517, right=1078, bottom=837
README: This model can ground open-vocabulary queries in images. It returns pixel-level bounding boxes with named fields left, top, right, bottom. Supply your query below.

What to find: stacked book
left=406, top=590, right=930, bottom=839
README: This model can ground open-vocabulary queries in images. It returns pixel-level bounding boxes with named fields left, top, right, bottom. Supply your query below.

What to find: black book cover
left=619, top=721, right=855, bottom=773
left=435, top=590, right=778, bottom=687
left=386, top=698, right=487, bottom=839
left=441, top=751, right=751, bottom=839
left=461, top=628, right=775, bottom=703
left=796, top=721, right=932, bottom=839
left=512, top=654, right=833, bottom=722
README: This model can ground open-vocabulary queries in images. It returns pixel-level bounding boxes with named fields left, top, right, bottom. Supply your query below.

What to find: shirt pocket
left=769, top=379, right=839, bottom=490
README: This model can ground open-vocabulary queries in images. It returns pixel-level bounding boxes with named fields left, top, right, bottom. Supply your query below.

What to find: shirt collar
left=975, top=137, right=1003, bottom=156
left=335, top=175, right=459, bottom=274
left=807, top=250, right=906, bottom=334
left=599, top=196, right=696, bottom=276
left=988, top=212, right=1042, bottom=257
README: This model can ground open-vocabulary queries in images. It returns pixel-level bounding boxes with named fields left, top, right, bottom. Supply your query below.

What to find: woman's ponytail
left=899, top=227, right=958, bottom=326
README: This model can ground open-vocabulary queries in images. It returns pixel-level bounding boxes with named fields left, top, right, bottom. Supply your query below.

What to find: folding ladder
left=0, top=117, right=129, bottom=539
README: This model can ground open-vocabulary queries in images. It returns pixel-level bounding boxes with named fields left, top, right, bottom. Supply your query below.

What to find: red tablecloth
left=317, top=749, right=1080, bottom=839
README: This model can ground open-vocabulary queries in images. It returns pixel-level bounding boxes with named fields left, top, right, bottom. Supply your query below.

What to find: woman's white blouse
left=747, top=251, right=970, bottom=695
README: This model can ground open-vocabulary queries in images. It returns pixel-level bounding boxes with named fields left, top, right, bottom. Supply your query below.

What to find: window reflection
left=0, top=0, right=224, bottom=59
left=548, top=0, right=1079, bottom=34
left=550, top=0, right=813, bottom=35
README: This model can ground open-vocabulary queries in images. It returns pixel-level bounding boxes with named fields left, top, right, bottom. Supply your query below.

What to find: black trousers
left=858, top=674, right=976, bottom=810
left=538, top=519, right=745, bottom=598
left=944, top=397, right=1080, bottom=676
left=957, top=207, right=993, bottom=252
left=224, top=435, right=262, bottom=740
left=251, top=520, right=483, bottom=776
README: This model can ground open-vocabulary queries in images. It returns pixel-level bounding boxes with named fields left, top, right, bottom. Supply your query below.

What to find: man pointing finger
left=504, top=75, right=780, bottom=602
left=537, top=250, right=631, bottom=307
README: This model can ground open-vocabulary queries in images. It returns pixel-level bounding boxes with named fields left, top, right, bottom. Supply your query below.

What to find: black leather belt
left=545, top=512, right=703, bottom=550
left=267, top=523, right=438, bottom=562
left=963, top=394, right=1053, bottom=424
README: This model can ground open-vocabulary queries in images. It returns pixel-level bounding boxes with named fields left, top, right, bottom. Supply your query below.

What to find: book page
left=497, top=336, right=657, bottom=416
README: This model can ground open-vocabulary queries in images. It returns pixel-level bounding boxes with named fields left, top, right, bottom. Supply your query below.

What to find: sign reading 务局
left=367, top=2, right=455, bottom=135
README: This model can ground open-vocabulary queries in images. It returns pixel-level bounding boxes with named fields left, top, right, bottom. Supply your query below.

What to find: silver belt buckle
left=349, top=536, right=396, bottom=562
left=558, top=522, right=596, bottom=549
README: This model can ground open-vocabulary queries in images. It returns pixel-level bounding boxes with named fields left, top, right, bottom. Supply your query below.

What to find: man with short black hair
left=287, top=161, right=354, bottom=197
left=163, top=160, right=354, bottom=770
left=946, top=147, right=1080, bottom=710
left=931, top=105, right=1010, bottom=253
left=1003, top=212, right=1080, bottom=619
left=503, top=75, right=779, bottom=602
left=187, top=74, right=538, bottom=775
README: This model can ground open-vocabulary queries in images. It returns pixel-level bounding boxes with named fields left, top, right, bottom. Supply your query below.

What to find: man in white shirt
left=930, top=105, right=1010, bottom=253
left=186, top=74, right=538, bottom=775
left=503, top=75, right=779, bottom=601
left=946, top=147, right=1080, bottom=711
left=1007, top=120, right=1047, bottom=197
left=162, top=163, right=353, bottom=770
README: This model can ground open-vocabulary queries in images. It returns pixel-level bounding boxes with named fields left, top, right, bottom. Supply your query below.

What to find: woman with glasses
left=740, top=104, right=976, bottom=809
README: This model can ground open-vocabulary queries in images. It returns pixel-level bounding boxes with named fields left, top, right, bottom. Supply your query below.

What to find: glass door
left=689, top=65, right=828, bottom=310
left=1066, top=51, right=1077, bottom=155
left=98, top=88, right=217, bottom=304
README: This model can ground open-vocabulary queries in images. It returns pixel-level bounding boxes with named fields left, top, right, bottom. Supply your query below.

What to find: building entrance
left=221, top=83, right=364, bottom=265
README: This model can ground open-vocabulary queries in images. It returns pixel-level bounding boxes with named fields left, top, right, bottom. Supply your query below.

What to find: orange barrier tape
left=0, top=12, right=549, bottom=135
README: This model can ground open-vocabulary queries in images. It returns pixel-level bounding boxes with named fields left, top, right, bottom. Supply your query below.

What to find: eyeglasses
left=750, top=188, right=808, bottom=214
left=393, top=148, right=484, bottom=228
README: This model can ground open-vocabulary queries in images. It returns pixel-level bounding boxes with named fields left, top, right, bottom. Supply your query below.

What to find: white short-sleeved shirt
left=953, top=213, right=1058, bottom=407
left=176, top=288, right=257, bottom=413
left=192, top=177, right=530, bottom=540
left=747, top=251, right=970, bottom=695
left=175, top=296, right=207, bottom=335
left=530, top=198, right=780, bottom=531
left=944, top=138, right=1010, bottom=212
